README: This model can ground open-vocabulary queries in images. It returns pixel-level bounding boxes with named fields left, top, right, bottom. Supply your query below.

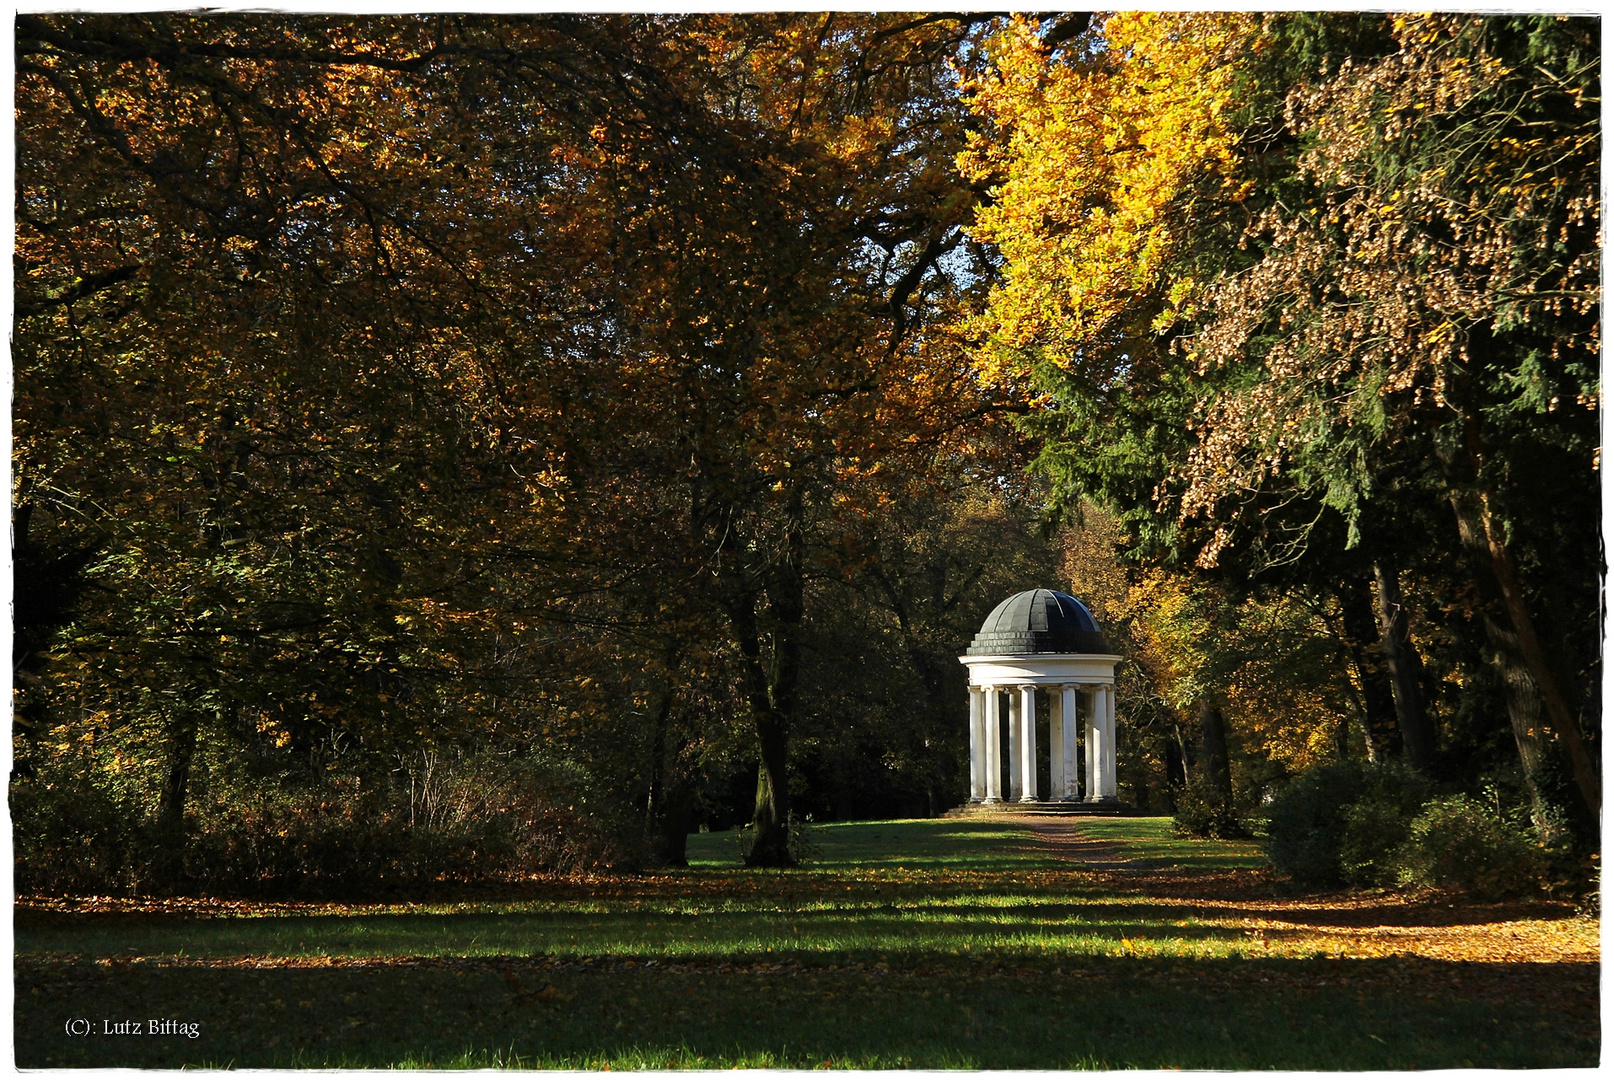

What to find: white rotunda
left=959, top=589, right=1122, bottom=806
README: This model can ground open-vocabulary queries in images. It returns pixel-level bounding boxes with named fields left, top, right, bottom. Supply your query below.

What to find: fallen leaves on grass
left=16, top=825, right=1598, bottom=975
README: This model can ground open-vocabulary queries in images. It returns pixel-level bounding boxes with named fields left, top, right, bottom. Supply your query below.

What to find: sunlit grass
left=19, top=894, right=1297, bottom=963
left=686, top=817, right=1065, bottom=871
left=1072, top=815, right=1268, bottom=869
left=0, top=817, right=1460, bottom=966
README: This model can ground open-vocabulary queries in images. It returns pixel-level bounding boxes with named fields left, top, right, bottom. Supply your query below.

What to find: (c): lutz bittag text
left=65, top=1018, right=200, bottom=1038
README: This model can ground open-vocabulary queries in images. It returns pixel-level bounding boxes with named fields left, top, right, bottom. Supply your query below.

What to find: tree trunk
left=646, top=776, right=695, bottom=868
left=1198, top=700, right=1233, bottom=801
left=719, top=527, right=804, bottom=866
left=1338, top=576, right=1399, bottom=760
left=1475, top=603, right=1556, bottom=835
left=727, top=597, right=792, bottom=865
left=155, top=708, right=201, bottom=888
left=1371, top=560, right=1437, bottom=772
left=1332, top=711, right=1353, bottom=760
left=748, top=718, right=792, bottom=866
left=1172, top=720, right=1195, bottom=789
left=1444, top=458, right=1599, bottom=818
left=642, top=683, right=693, bottom=868
left=1164, top=733, right=1187, bottom=798
left=1474, top=495, right=1599, bottom=816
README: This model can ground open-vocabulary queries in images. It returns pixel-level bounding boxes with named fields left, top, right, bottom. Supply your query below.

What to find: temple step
left=941, top=801, right=1143, bottom=818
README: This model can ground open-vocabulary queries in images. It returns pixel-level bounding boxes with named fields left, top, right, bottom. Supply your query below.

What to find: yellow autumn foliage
left=1114, top=567, right=1347, bottom=774
left=959, top=12, right=1257, bottom=381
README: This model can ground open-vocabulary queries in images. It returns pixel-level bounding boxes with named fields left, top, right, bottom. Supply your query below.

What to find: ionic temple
left=958, top=589, right=1122, bottom=807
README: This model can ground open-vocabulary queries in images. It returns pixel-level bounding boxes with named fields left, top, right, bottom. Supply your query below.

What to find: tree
left=15, top=13, right=545, bottom=868
left=1178, top=14, right=1601, bottom=820
left=14, top=13, right=1019, bottom=882
left=799, top=476, right=1060, bottom=819
left=532, top=13, right=1007, bottom=864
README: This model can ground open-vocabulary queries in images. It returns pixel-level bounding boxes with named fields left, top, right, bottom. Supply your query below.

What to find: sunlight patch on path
left=1013, top=815, right=1137, bottom=870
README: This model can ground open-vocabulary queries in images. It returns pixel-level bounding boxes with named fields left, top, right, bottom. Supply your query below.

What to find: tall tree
left=1178, top=14, right=1600, bottom=817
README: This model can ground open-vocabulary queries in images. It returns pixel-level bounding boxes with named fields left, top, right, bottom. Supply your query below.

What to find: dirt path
left=1012, top=814, right=1138, bottom=869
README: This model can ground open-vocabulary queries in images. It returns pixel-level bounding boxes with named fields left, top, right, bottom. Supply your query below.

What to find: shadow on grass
left=1086, top=870, right=1588, bottom=927
left=688, top=819, right=1070, bottom=873
left=12, top=908, right=1265, bottom=963
left=16, top=952, right=1598, bottom=1070
left=19, top=889, right=1581, bottom=964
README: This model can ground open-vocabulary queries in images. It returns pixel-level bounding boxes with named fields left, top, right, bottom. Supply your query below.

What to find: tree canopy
left=12, top=12, right=1600, bottom=894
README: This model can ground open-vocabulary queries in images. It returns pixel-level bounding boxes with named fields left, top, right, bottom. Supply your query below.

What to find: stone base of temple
left=944, top=799, right=1137, bottom=818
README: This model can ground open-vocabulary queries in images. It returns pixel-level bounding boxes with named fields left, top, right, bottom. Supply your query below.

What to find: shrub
left=1338, top=767, right=1435, bottom=886
left=178, top=752, right=629, bottom=896
left=787, top=811, right=820, bottom=863
left=13, top=748, right=631, bottom=898
left=1172, top=775, right=1252, bottom=840
left=1265, top=759, right=1431, bottom=887
left=734, top=811, right=820, bottom=865
left=1264, top=760, right=1369, bottom=885
left=11, top=774, right=155, bottom=894
left=1394, top=795, right=1549, bottom=900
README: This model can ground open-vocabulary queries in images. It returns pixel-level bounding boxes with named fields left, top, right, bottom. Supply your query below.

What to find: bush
left=13, top=749, right=631, bottom=898
left=1338, top=768, right=1435, bottom=886
left=1265, top=760, right=1431, bottom=887
left=735, top=811, right=820, bottom=865
left=11, top=775, right=155, bottom=894
left=1394, top=795, right=1549, bottom=900
left=177, top=752, right=629, bottom=896
left=1172, top=775, right=1253, bottom=840
left=787, top=811, right=820, bottom=863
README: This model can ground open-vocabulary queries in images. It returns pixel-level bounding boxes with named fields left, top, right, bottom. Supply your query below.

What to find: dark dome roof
left=966, top=589, right=1109, bottom=655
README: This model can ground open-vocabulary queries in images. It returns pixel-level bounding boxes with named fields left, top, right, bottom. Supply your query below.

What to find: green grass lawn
left=14, top=817, right=1598, bottom=1069
left=686, top=818, right=1066, bottom=871
left=1066, top=815, right=1269, bottom=869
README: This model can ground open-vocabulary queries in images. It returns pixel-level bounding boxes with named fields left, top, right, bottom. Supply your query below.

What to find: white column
left=1048, top=690, right=1065, bottom=801
left=1060, top=684, right=1079, bottom=800
left=1018, top=684, right=1038, bottom=802
left=984, top=687, right=1003, bottom=803
left=1007, top=689, right=1023, bottom=802
left=1099, top=683, right=1119, bottom=800
left=1086, top=684, right=1103, bottom=802
left=968, top=688, right=984, bottom=803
